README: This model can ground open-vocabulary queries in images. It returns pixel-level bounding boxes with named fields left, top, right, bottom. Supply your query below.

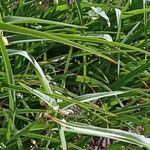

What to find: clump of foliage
left=0, top=0, right=150, bottom=149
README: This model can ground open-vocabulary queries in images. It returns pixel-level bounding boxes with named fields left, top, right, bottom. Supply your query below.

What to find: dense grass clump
left=0, top=0, right=150, bottom=149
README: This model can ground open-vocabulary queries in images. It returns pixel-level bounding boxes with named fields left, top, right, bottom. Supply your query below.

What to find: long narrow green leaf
left=76, top=91, right=126, bottom=102
left=49, top=93, right=115, bottom=119
left=23, top=133, right=60, bottom=143
left=51, top=117, right=150, bottom=149
left=0, top=35, right=15, bottom=140
left=19, top=83, right=58, bottom=110
left=19, top=84, right=114, bottom=121
left=3, top=16, right=87, bottom=29
left=7, top=49, right=57, bottom=108
left=8, top=49, right=52, bottom=93
left=52, top=33, right=150, bottom=55
left=111, top=61, right=150, bottom=90
left=123, top=8, right=150, bottom=19
left=0, top=22, right=116, bottom=63
left=59, top=125, right=67, bottom=150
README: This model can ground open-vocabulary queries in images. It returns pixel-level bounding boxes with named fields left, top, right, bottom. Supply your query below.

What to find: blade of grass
left=7, top=49, right=58, bottom=108
left=61, top=47, right=73, bottom=88
left=3, top=16, right=87, bottom=29
left=52, top=33, right=150, bottom=55
left=51, top=116, right=150, bottom=149
left=143, top=0, right=148, bottom=61
left=122, top=7, right=150, bottom=19
left=0, top=22, right=116, bottom=63
left=19, top=83, right=58, bottom=110
left=7, top=50, right=52, bottom=93
left=59, top=124, right=67, bottom=150
left=0, top=34, right=15, bottom=140
left=111, top=61, right=150, bottom=90
left=19, top=83, right=114, bottom=122
left=75, top=91, right=126, bottom=102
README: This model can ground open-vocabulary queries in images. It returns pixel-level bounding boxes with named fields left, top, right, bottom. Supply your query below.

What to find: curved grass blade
left=19, top=83, right=58, bottom=110
left=51, top=117, right=150, bottom=149
left=49, top=93, right=115, bottom=119
left=18, top=84, right=113, bottom=122
left=7, top=49, right=52, bottom=94
left=7, top=49, right=58, bottom=108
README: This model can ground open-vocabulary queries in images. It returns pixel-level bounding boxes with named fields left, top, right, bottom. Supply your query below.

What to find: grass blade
left=111, top=61, right=150, bottom=90
left=3, top=16, right=87, bottom=29
left=0, top=22, right=116, bottom=63
left=0, top=34, right=15, bottom=140
left=51, top=117, right=150, bottom=149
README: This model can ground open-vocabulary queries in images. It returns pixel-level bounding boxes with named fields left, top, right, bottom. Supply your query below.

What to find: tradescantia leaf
left=51, top=117, right=150, bottom=149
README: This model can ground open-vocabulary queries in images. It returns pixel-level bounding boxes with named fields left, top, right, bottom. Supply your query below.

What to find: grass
left=0, top=0, right=150, bottom=149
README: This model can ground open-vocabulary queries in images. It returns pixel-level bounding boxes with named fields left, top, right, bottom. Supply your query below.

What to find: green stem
left=62, top=47, right=73, bottom=88
left=143, top=0, right=148, bottom=61
left=83, top=54, right=87, bottom=93
left=0, top=34, right=15, bottom=140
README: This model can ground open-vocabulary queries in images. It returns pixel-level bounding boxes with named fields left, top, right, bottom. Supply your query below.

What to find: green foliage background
left=0, top=0, right=150, bottom=149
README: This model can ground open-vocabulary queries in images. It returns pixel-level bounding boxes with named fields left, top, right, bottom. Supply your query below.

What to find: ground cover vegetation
left=0, top=0, right=150, bottom=149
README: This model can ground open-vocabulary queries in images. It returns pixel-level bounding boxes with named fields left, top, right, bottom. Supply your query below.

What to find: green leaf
left=76, top=91, right=126, bottom=102
left=123, top=8, right=150, bottom=19
left=3, top=16, right=87, bottom=29
left=8, top=49, right=52, bottom=94
left=0, top=34, right=15, bottom=140
left=0, top=22, right=116, bottom=63
left=19, top=83, right=58, bottom=110
left=52, top=117, right=150, bottom=149
left=111, top=61, right=150, bottom=90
